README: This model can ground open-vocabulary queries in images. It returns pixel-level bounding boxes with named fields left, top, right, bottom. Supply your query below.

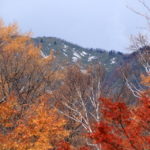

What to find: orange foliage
left=0, top=20, right=58, bottom=106
left=0, top=97, right=69, bottom=150
left=0, top=19, right=149, bottom=150
left=0, top=20, right=69, bottom=150
left=0, top=93, right=18, bottom=128
left=141, top=74, right=150, bottom=87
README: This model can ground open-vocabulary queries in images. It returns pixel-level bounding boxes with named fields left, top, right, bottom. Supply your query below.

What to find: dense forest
left=0, top=3, right=150, bottom=149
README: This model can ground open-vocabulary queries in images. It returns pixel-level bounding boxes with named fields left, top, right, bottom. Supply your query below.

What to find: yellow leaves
left=0, top=21, right=31, bottom=48
left=0, top=20, right=41, bottom=62
left=0, top=23, right=19, bottom=48
left=0, top=93, right=17, bottom=127
left=0, top=20, right=56, bottom=101
left=0, top=97, right=69, bottom=150
left=3, top=35, right=30, bottom=53
left=141, top=74, right=150, bottom=86
left=27, top=44, right=40, bottom=58
left=39, top=49, right=55, bottom=66
left=0, top=20, right=68, bottom=149
left=141, top=73, right=150, bottom=96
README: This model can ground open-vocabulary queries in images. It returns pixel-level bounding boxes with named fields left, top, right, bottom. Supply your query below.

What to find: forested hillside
left=0, top=20, right=149, bottom=150
left=33, top=37, right=126, bottom=71
left=33, top=37, right=145, bottom=100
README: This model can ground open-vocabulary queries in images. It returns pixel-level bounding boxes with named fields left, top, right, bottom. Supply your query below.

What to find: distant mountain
left=33, top=37, right=127, bottom=72
left=32, top=37, right=146, bottom=101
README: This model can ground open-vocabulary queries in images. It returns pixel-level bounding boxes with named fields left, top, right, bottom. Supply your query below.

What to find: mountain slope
left=32, top=36, right=147, bottom=102
left=33, top=37, right=126, bottom=72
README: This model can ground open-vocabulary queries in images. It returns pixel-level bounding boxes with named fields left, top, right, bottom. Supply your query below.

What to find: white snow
left=72, top=57, right=78, bottom=62
left=63, top=44, right=68, bottom=52
left=88, top=56, right=96, bottom=61
left=110, top=57, right=116, bottom=64
left=40, top=51, right=48, bottom=58
left=63, top=53, right=68, bottom=57
left=74, top=52, right=81, bottom=58
left=62, top=48, right=67, bottom=52
left=80, top=51, right=87, bottom=56
left=64, top=44, right=68, bottom=49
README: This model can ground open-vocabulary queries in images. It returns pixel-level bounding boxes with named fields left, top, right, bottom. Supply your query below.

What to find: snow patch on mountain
left=63, top=53, right=68, bottom=57
left=72, top=57, right=78, bottom=62
left=88, top=56, right=96, bottom=61
left=63, top=48, right=67, bottom=52
left=80, top=51, right=87, bottom=56
left=41, top=51, right=48, bottom=58
left=64, top=44, right=68, bottom=49
left=110, top=57, right=116, bottom=64
left=74, top=52, right=81, bottom=58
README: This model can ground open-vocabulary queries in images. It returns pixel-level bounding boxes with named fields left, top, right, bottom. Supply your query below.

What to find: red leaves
left=79, top=146, right=90, bottom=150
left=89, top=122, right=123, bottom=150
left=100, top=98, right=131, bottom=125
left=56, top=142, right=71, bottom=150
left=88, top=97, right=150, bottom=150
left=56, top=142, right=90, bottom=150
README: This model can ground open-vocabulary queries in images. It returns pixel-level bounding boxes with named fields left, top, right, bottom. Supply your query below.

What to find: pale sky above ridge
left=1, top=0, right=150, bottom=52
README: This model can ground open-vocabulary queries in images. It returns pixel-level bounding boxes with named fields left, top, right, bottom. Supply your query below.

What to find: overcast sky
left=1, top=0, right=150, bottom=52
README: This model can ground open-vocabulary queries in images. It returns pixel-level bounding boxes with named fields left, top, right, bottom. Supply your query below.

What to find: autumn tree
left=0, top=94, right=69, bottom=150
left=0, top=20, right=58, bottom=106
left=88, top=70, right=150, bottom=149
left=124, top=0, right=150, bottom=98
left=0, top=20, right=69, bottom=150
left=53, top=64, right=105, bottom=149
